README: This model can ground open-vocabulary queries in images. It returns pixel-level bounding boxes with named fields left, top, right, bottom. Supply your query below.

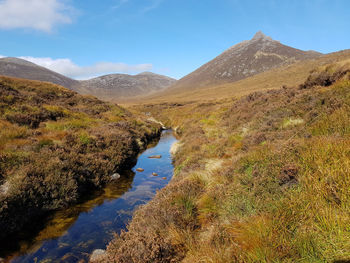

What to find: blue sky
left=0, top=0, right=349, bottom=79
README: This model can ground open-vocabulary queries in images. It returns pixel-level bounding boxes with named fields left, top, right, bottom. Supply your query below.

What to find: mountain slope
left=167, top=31, right=322, bottom=92
left=137, top=50, right=350, bottom=104
left=77, top=72, right=176, bottom=101
left=0, top=57, right=79, bottom=89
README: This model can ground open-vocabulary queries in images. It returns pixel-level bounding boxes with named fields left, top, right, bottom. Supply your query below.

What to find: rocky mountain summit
left=169, top=31, right=322, bottom=90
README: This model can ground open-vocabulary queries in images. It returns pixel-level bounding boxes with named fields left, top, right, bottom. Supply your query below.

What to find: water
left=3, top=130, right=177, bottom=263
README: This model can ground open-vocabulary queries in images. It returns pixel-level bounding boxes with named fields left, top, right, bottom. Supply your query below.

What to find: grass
left=100, top=60, right=350, bottom=262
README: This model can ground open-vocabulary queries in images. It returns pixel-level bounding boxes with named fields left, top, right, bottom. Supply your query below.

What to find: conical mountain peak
left=170, top=32, right=321, bottom=91
left=251, top=31, right=273, bottom=41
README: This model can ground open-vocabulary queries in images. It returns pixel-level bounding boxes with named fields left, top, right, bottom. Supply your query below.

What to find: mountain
left=0, top=57, right=79, bottom=88
left=0, top=57, right=176, bottom=101
left=168, top=31, right=322, bottom=92
left=138, top=50, right=350, bottom=104
left=76, top=72, right=176, bottom=101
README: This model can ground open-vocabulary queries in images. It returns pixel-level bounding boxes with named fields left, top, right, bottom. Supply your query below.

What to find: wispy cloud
left=141, top=0, right=163, bottom=13
left=0, top=0, right=74, bottom=32
left=112, top=0, right=129, bottom=9
left=16, top=56, right=153, bottom=79
left=112, top=0, right=163, bottom=14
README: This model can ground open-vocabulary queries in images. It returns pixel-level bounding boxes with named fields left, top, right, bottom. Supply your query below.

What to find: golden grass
left=104, top=61, right=350, bottom=262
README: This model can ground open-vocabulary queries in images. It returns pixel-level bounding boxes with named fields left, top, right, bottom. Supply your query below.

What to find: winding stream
left=3, top=130, right=177, bottom=263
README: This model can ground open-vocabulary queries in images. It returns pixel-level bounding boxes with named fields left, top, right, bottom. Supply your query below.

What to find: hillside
left=98, top=58, right=350, bottom=262
left=166, top=31, right=321, bottom=93
left=0, top=76, right=162, bottom=245
left=137, top=49, right=350, bottom=104
left=77, top=72, right=176, bottom=101
left=0, top=57, right=79, bottom=89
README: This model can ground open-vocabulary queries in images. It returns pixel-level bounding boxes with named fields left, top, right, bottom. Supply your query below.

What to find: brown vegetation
left=100, top=60, right=350, bottom=262
left=0, top=76, right=162, bottom=242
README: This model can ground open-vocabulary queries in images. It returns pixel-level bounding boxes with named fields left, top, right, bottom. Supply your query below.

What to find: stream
left=3, top=130, right=177, bottom=263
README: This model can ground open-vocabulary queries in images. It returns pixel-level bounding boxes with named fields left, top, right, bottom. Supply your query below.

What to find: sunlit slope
left=133, top=50, right=350, bottom=104
left=101, top=58, right=350, bottom=263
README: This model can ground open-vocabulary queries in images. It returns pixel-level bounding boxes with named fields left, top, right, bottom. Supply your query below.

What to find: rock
left=90, top=249, right=106, bottom=262
left=111, top=173, right=120, bottom=180
left=61, top=253, right=79, bottom=262
left=170, top=141, right=182, bottom=156
left=162, top=177, right=167, bottom=180
left=152, top=172, right=158, bottom=176
left=148, top=155, right=162, bottom=159
left=58, top=242, right=70, bottom=248
left=136, top=168, right=144, bottom=172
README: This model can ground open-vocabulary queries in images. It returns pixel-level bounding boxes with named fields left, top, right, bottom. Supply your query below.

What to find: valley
left=1, top=30, right=350, bottom=263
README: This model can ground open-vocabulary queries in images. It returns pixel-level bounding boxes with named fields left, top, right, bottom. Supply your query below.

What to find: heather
left=0, top=76, right=161, bottom=241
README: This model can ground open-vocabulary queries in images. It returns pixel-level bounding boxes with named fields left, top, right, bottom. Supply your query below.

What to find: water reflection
left=4, top=130, right=177, bottom=263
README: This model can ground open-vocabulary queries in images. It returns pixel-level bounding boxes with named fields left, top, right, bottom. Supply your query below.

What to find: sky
left=0, top=0, right=349, bottom=80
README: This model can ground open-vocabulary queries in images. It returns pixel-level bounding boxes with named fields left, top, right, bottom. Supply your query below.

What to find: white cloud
left=0, top=0, right=73, bottom=32
left=18, top=56, right=153, bottom=79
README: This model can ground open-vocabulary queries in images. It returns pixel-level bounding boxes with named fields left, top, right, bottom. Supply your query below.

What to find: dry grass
left=102, top=60, right=350, bottom=262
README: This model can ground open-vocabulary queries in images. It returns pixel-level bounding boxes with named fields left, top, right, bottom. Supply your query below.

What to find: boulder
left=111, top=173, right=120, bottom=180
left=148, top=155, right=162, bottom=159
left=90, top=249, right=106, bottom=262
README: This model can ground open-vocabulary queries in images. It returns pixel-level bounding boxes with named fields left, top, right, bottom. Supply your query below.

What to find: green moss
left=79, top=133, right=92, bottom=145
left=282, top=117, right=304, bottom=128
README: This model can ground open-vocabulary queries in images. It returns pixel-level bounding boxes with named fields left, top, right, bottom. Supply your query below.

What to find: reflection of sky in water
left=9, top=130, right=177, bottom=263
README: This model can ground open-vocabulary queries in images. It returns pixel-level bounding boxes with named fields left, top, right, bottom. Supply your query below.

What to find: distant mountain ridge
left=76, top=72, right=176, bottom=101
left=168, top=31, right=322, bottom=91
left=0, top=57, right=175, bottom=101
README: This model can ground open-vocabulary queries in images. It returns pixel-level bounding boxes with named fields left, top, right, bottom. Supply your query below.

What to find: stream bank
left=2, top=130, right=177, bottom=263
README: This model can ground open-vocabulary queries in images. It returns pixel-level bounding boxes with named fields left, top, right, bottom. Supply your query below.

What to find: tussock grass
left=102, top=61, right=350, bottom=262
